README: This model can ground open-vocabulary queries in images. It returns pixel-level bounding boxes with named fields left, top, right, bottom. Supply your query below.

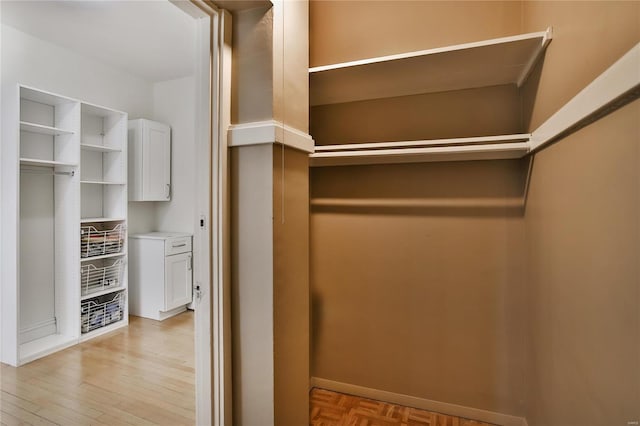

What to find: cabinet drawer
left=165, top=236, right=192, bottom=256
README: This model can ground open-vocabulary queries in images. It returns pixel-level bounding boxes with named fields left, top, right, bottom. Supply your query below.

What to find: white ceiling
left=1, top=0, right=197, bottom=82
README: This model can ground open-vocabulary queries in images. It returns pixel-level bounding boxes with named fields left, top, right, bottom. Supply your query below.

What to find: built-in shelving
left=310, top=28, right=553, bottom=106
left=80, top=252, right=126, bottom=262
left=81, top=143, right=122, bottom=153
left=20, top=121, right=74, bottom=136
left=20, top=158, right=78, bottom=168
left=81, top=217, right=126, bottom=223
left=310, top=134, right=531, bottom=167
left=80, top=286, right=126, bottom=301
left=81, top=180, right=126, bottom=185
left=309, top=29, right=552, bottom=165
left=2, top=85, right=129, bottom=367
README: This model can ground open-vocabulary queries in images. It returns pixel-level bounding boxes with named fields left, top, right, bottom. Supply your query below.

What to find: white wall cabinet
left=1, top=85, right=128, bottom=366
left=129, top=232, right=193, bottom=321
left=128, top=118, right=171, bottom=201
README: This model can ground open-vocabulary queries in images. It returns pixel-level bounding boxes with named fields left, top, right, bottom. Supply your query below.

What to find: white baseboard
left=19, top=318, right=57, bottom=344
left=228, top=120, right=315, bottom=153
left=310, top=377, right=527, bottom=426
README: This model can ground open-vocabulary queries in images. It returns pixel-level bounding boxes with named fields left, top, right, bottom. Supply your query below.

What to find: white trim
left=313, top=134, right=531, bottom=152
left=192, top=7, right=214, bottom=426
left=228, top=120, right=315, bottom=153
left=310, top=377, right=528, bottom=426
left=19, top=318, right=57, bottom=344
left=530, top=42, right=640, bottom=151
left=309, top=29, right=551, bottom=74
left=516, top=27, right=553, bottom=87
left=310, top=142, right=529, bottom=167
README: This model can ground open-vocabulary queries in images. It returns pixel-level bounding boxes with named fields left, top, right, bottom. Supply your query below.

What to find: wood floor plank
left=1, top=312, right=194, bottom=426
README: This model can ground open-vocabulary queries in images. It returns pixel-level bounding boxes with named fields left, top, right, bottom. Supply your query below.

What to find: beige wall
left=311, top=84, right=520, bottom=146
left=525, top=98, right=640, bottom=426
left=310, top=0, right=522, bottom=67
left=230, top=144, right=275, bottom=426
left=273, top=146, right=310, bottom=426
left=231, top=6, right=274, bottom=124
left=273, top=0, right=309, bottom=133
left=522, top=1, right=640, bottom=130
left=521, top=2, right=640, bottom=425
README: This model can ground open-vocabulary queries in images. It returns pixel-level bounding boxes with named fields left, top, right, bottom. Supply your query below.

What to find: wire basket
left=81, top=292, right=125, bottom=333
left=81, top=222, right=126, bottom=258
left=80, top=258, right=124, bottom=297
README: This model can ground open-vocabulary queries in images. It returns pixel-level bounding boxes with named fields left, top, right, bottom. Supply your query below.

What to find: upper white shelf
left=20, top=121, right=75, bottom=136
left=309, top=134, right=530, bottom=167
left=20, top=158, right=78, bottom=168
left=309, top=28, right=553, bottom=106
left=80, top=143, right=121, bottom=153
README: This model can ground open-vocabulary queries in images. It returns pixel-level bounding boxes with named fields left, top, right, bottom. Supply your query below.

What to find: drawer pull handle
left=172, top=243, right=187, bottom=248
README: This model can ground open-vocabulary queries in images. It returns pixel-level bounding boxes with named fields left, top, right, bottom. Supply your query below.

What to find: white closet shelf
left=80, top=143, right=121, bottom=153
left=81, top=252, right=126, bottom=262
left=80, top=286, right=126, bottom=301
left=20, top=121, right=75, bottom=136
left=20, top=85, right=77, bottom=106
left=80, top=180, right=126, bottom=185
left=310, top=134, right=530, bottom=167
left=19, top=334, right=77, bottom=365
left=20, top=158, right=78, bottom=168
left=310, top=28, right=552, bottom=106
left=79, top=319, right=127, bottom=342
left=81, top=217, right=126, bottom=223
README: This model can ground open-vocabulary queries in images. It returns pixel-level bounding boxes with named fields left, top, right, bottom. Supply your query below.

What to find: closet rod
left=20, top=167, right=75, bottom=177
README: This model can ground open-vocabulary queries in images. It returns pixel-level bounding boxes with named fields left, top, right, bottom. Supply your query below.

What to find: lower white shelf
left=19, top=334, right=77, bottom=365
left=310, top=134, right=531, bottom=167
left=79, top=317, right=128, bottom=342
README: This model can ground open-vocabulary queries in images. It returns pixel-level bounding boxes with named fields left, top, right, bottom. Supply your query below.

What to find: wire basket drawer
left=81, top=292, right=125, bottom=333
left=80, top=258, right=125, bottom=297
left=81, top=222, right=126, bottom=258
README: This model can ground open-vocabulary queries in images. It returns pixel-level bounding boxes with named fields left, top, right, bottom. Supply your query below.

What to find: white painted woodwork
left=128, top=232, right=193, bottom=321
left=310, top=28, right=553, bottom=106
left=228, top=119, right=315, bottom=153
left=530, top=42, right=640, bottom=151
left=310, top=136, right=530, bottom=167
left=128, top=118, right=172, bottom=201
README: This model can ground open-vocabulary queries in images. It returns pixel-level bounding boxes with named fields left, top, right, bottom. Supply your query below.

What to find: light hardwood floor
left=310, top=388, right=495, bottom=426
left=1, top=312, right=194, bottom=426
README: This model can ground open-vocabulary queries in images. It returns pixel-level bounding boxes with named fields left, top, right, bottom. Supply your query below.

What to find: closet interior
left=307, top=1, right=639, bottom=424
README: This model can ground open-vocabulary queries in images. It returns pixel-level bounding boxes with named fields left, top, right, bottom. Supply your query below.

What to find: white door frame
left=172, top=1, right=232, bottom=425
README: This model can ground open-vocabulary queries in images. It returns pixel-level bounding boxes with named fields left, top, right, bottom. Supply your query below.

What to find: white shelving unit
left=16, top=86, right=80, bottom=364
left=309, top=29, right=553, bottom=166
left=79, top=101, right=128, bottom=341
left=3, top=85, right=128, bottom=366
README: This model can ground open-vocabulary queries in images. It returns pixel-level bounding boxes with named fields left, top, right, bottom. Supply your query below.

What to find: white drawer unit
left=128, top=232, right=193, bottom=321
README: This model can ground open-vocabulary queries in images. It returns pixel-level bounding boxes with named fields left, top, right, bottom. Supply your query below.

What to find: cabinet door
left=164, top=252, right=193, bottom=311
left=142, top=121, right=171, bottom=201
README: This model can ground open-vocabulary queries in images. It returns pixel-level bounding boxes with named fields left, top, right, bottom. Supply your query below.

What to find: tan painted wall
left=311, top=85, right=521, bottom=146
left=230, top=144, right=275, bottom=426
left=231, top=6, right=274, bottom=124
left=273, top=146, right=310, bottom=426
left=522, top=2, right=640, bottom=425
left=522, top=1, right=640, bottom=130
left=309, top=0, right=529, bottom=415
left=525, top=100, right=640, bottom=426
left=310, top=0, right=522, bottom=67
left=273, top=0, right=309, bottom=133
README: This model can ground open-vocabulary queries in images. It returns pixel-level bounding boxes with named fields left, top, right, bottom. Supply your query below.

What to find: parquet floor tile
left=310, top=388, right=495, bottom=426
